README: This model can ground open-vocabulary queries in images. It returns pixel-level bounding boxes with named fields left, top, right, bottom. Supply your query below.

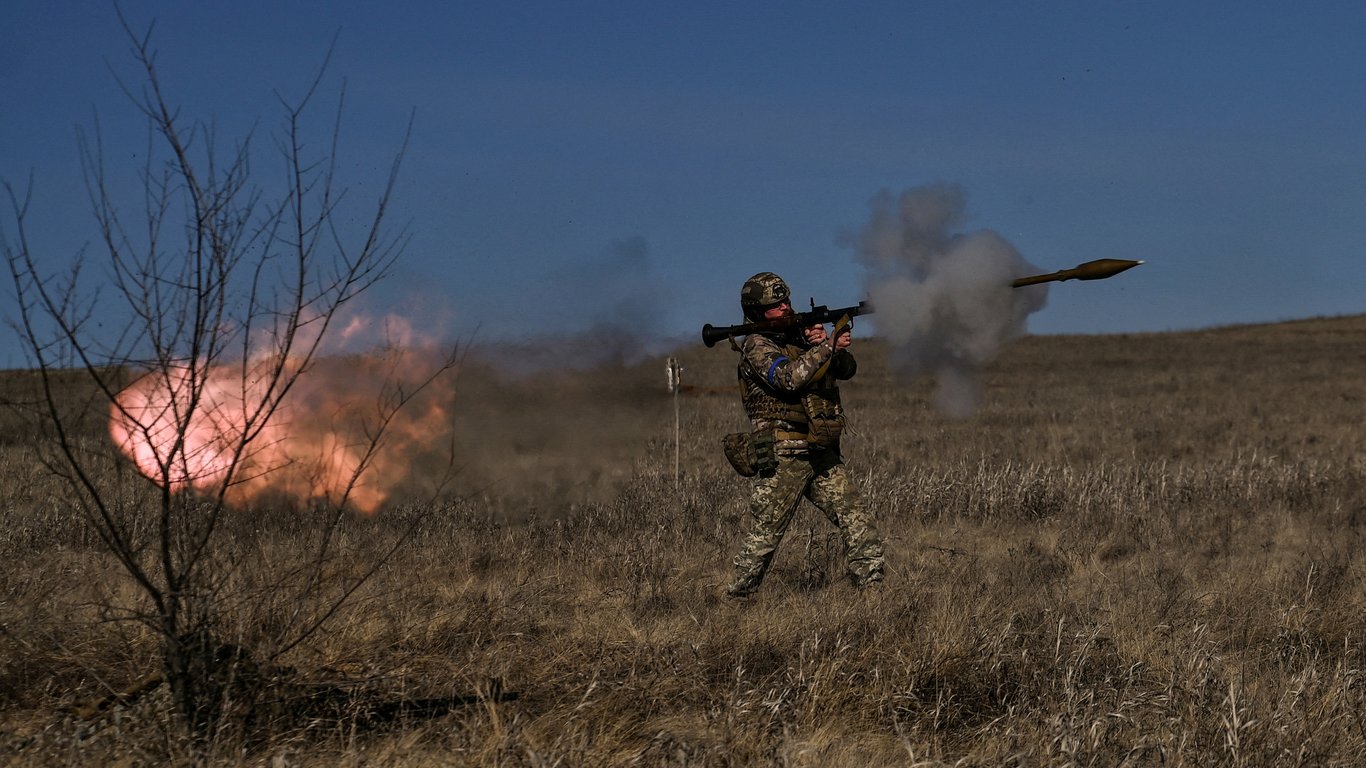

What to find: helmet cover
left=740, top=272, right=791, bottom=318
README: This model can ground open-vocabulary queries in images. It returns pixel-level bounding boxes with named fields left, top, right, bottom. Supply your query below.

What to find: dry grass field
left=2, top=315, right=1365, bottom=766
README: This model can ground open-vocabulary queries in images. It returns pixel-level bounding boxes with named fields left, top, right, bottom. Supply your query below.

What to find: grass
left=2, top=315, right=1365, bottom=765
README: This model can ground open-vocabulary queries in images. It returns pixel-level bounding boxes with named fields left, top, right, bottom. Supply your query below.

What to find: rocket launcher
left=702, top=301, right=872, bottom=348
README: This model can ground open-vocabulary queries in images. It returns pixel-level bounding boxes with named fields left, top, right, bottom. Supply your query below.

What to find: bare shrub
left=1, top=12, right=455, bottom=747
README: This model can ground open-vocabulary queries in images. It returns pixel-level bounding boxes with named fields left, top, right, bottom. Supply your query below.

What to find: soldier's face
left=762, top=301, right=793, bottom=320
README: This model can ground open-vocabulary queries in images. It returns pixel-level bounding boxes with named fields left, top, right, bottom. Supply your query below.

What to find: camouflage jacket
left=738, top=331, right=856, bottom=454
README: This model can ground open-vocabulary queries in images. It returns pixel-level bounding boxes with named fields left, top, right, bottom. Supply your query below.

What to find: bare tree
left=2, top=15, right=454, bottom=737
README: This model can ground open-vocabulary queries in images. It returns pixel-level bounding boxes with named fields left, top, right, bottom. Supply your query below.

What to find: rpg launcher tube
left=702, top=301, right=871, bottom=348
left=701, top=323, right=740, bottom=348
left=1011, top=258, right=1143, bottom=288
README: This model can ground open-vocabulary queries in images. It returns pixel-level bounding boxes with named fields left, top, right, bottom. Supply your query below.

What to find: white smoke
left=845, top=184, right=1048, bottom=417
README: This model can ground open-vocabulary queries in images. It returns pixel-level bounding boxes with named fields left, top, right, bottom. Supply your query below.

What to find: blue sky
left=4, top=1, right=1365, bottom=367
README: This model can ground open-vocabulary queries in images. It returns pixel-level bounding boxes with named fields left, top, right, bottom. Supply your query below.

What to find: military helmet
left=740, top=272, right=791, bottom=319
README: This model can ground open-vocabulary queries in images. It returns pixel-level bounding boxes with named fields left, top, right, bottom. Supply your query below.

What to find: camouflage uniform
left=726, top=274, right=885, bottom=597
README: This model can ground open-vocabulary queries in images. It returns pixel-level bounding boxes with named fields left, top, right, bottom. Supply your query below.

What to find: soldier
left=724, top=272, right=885, bottom=597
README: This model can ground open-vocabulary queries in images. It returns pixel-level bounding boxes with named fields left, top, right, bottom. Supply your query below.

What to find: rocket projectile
left=1011, top=258, right=1143, bottom=288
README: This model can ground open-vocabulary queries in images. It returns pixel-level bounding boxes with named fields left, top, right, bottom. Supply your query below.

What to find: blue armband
left=766, top=357, right=788, bottom=386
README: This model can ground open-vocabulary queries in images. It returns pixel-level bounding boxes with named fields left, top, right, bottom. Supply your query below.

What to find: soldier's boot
left=848, top=557, right=884, bottom=590
left=854, top=576, right=884, bottom=592
left=730, top=542, right=780, bottom=598
left=725, top=574, right=762, bottom=599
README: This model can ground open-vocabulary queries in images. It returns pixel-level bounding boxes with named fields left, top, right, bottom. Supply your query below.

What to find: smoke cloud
left=490, top=235, right=677, bottom=373
left=845, top=184, right=1048, bottom=416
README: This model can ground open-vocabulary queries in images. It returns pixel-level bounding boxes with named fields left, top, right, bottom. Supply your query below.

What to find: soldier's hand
left=803, top=324, right=827, bottom=345
left=834, top=324, right=853, bottom=349
left=829, top=316, right=853, bottom=349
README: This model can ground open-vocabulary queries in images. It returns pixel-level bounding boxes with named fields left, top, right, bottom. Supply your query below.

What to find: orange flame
left=109, top=318, right=455, bottom=514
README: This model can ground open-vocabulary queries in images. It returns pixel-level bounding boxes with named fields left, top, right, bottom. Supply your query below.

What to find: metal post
left=666, top=357, right=682, bottom=490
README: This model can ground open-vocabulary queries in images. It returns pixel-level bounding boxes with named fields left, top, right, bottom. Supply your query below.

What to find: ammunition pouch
left=802, top=391, right=846, bottom=448
left=722, top=430, right=777, bottom=477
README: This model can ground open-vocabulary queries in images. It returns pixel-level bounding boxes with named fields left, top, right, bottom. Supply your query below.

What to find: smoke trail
left=845, top=184, right=1048, bottom=416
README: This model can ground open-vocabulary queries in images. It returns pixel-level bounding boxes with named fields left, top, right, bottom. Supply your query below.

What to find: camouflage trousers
left=730, top=449, right=884, bottom=594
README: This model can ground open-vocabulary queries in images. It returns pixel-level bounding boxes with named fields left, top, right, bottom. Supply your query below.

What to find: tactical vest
left=739, top=338, right=847, bottom=447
